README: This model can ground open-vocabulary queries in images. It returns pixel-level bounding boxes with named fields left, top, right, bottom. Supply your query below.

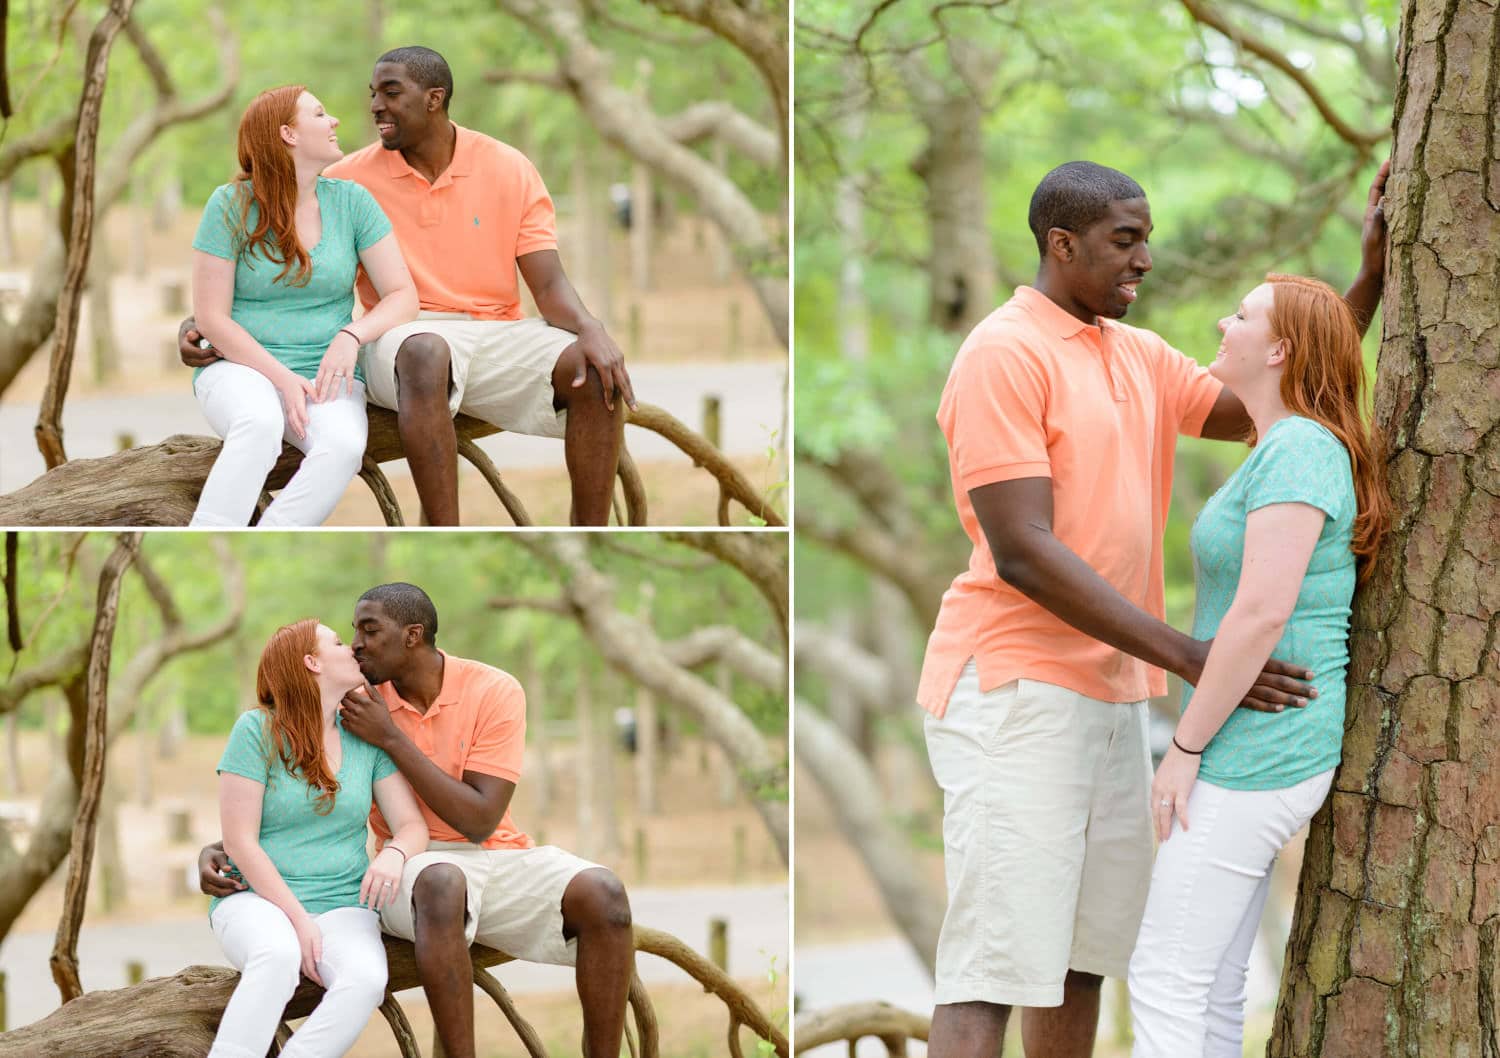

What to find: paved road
left=0, top=360, right=786, bottom=494
left=0, top=883, right=786, bottom=1031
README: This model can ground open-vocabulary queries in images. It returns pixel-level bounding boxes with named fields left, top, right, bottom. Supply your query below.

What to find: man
left=920, top=159, right=1389, bottom=1058
left=200, top=583, right=635, bottom=1058
left=182, top=46, right=634, bottom=525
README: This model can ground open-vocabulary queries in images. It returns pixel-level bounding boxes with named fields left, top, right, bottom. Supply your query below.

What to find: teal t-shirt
left=1188, top=416, right=1356, bottom=790
left=211, top=708, right=398, bottom=918
left=191, top=176, right=391, bottom=384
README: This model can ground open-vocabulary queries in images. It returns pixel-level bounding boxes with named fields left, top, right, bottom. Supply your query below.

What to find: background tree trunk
left=1269, top=3, right=1500, bottom=1054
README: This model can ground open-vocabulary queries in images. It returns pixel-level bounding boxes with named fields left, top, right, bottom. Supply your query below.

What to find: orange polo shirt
left=917, top=285, right=1223, bottom=715
left=325, top=124, right=557, bottom=320
left=368, top=651, right=533, bottom=850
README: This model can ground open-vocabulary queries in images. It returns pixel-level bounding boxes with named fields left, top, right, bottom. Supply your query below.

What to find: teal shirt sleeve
left=1243, top=418, right=1347, bottom=520
left=343, top=181, right=393, bottom=253
left=191, top=184, right=240, bottom=261
left=372, top=745, right=398, bottom=783
left=216, top=710, right=271, bottom=785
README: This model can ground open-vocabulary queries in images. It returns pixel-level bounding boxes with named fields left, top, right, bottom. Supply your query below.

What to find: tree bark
left=1269, top=3, right=1500, bottom=1055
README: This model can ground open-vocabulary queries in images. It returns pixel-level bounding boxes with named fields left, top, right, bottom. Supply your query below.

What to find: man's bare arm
left=971, top=477, right=1315, bottom=710
left=517, top=248, right=635, bottom=410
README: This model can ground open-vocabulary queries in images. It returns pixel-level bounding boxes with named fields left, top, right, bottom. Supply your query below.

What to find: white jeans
left=191, top=360, right=368, bottom=527
left=1128, top=768, right=1335, bottom=1057
left=208, top=892, right=387, bottom=1058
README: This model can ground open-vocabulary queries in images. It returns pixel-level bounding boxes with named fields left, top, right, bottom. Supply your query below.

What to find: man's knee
left=1065, top=969, right=1104, bottom=991
left=564, top=868, right=632, bottom=934
left=551, top=362, right=610, bottom=414
left=412, top=863, right=467, bottom=929
left=394, top=333, right=453, bottom=403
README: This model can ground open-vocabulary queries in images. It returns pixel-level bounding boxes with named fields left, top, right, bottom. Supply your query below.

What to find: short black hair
left=1028, top=161, right=1146, bottom=257
left=378, top=46, right=454, bottom=112
left=359, top=582, right=439, bottom=645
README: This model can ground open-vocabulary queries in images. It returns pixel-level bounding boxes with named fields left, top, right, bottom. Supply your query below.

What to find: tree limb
left=795, top=702, right=941, bottom=974
left=662, top=531, right=787, bottom=643
left=0, top=642, right=90, bottom=716
left=1179, top=0, right=1387, bottom=149
left=659, top=101, right=779, bottom=167
left=50, top=531, right=139, bottom=1002
left=794, top=623, right=893, bottom=715
left=794, top=1001, right=930, bottom=1054
left=795, top=509, right=942, bottom=633
left=660, top=625, right=783, bottom=688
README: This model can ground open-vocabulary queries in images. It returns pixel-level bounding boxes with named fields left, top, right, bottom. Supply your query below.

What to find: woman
left=190, top=85, right=417, bottom=527
left=208, top=620, right=428, bottom=1058
left=1128, top=274, right=1390, bottom=1056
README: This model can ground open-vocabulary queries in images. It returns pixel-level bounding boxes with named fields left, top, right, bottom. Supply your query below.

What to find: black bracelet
left=383, top=844, right=408, bottom=864
left=1172, top=735, right=1204, bottom=756
left=338, top=327, right=362, bottom=345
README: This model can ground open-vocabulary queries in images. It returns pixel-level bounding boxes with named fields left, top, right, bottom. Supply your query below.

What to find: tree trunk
left=635, top=584, right=659, bottom=817
left=525, top=658, right=553, bottom=822
left=575, top=668, right=596, bottom=859
left=88, top=237, right=119, bottom=384
left=1269, top=4, right=1500, bottom=1055
left=595, top=673, right=622, bottom=860
left=905, top=65, right=996, bottom=336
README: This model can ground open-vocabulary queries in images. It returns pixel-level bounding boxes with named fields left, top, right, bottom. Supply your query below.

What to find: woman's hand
left=359, top=846, right=406, bottom=913
left=290, top=912, right=324, bottom=986
left=274, top=370, right=316, bottom=440
left=1151, top=741, right=1202, bottom=842
left=314, top=331, right=360, bottom=403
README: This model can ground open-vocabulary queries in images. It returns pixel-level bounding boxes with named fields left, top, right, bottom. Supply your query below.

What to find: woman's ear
left=304, top=651, right=322, bottom=675
left=280, top=123, right=297, bottom=148
left=1267, top=339, right=1288, bottom=367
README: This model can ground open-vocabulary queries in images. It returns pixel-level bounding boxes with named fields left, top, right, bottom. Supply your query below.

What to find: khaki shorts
left=923, top=661, right=1153, bottom=1007
left=379, top=841, right=605, bottom=966
left=360, top=313, right=573, bottom=439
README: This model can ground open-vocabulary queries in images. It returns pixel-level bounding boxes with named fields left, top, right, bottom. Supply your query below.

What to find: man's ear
left=427, top=88, right=446, bottom=113
left=1046, top=227, right=1075, bottom=264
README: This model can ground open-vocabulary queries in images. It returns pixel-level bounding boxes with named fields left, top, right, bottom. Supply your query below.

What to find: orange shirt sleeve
left=941, top=334, right=1053, bottom=491
left=514, top=154, right=558, bottom=257
left=1156, top=338, right=1224, bottom=438
left=464, top=671, right=526, bottom=783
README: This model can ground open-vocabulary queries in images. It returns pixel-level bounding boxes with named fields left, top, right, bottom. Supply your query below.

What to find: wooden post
left=702, top=396, right=722, bottom=451
left=728, top=301, right=742, bottom=359
left=634, top=825, right=648, bottom=881
left=716, top=665, right=737, bottom=807
left=733, top=823, right=748, bottom=883
left=525, top=658, right=553, bottom=821
left=167, top=804, right=192, bottom=843
left=711, top=140, right=732, bottom=282
left=575, top=668, right=595, bottom=858
left=126, top=960, right=144, bottom=986
left=635, top=583, right=658, bottom=816
left=709, top=917, right=728, bottom=971
left=630, top=59, right=655, bottom=292
left=628, top=302, right=643, bottom=361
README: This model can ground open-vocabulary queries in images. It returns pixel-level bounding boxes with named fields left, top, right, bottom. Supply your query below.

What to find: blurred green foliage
left=4, top=0, right=783, bottom=223
left=3, top=532, right=787, bottom=736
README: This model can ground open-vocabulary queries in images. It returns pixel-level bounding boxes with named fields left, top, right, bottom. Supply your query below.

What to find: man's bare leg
left=394, top=333, right=461, bottom=525
left=929, top=1001, right=1011, bottom=1058
left=561, top=867, right=634, bottom=1057
left=412, top=864, right=475, bottom=1058
left=1021, top=971, right=1103, bottom=1058
left=551, top=360, right=624, bottom=526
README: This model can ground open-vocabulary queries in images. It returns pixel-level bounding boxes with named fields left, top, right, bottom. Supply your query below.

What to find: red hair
left=255, top=619, right=339, bottom=814
left=231, top=85, right=312, bottom=286
left=1262, top=273, right=1391, bottom=580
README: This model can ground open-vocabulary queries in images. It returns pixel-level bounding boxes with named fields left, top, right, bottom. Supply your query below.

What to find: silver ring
left=382, top=880, right=392, bottom=887
left=1159, top=798, right=1170, bottom=807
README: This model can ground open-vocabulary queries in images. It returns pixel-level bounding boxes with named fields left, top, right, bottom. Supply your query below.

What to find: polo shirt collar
left=1014, top=284, right=1110, bottom=340
left=384, top=649, right=459, bottom=717
left=381, top=124, right=474, bottom=187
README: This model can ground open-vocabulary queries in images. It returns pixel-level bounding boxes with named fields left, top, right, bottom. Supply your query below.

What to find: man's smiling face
left=368, top=61, right=437, bottom=151
left=1066, top=197, right=1154, bottom=320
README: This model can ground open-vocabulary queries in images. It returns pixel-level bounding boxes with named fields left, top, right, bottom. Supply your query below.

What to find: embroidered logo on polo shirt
left=473, top=216, right=481, bottom=228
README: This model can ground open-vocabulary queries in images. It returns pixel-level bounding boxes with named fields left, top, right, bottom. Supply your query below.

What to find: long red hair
left=1262, top=273, right=1391, bottom=580
left=255, top=619, right=339, bottom=814
left=231, top=85, right=313, bottom=286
